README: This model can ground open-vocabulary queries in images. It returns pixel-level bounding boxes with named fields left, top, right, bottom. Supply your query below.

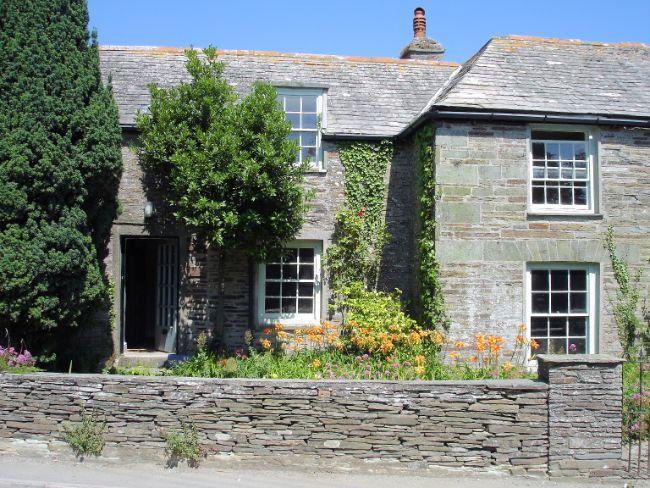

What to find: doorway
left=121, top=237, right=178, bottom=353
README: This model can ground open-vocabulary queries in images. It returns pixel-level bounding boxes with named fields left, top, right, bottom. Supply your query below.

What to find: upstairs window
left=277, top=88, right=324, bottom=170
left=530, top=130, right=595, bottom=212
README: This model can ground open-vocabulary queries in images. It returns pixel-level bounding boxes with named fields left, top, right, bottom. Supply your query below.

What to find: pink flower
left=357, top=210, right=364, bottom=218
left=569, top=343, right=577, bottom=353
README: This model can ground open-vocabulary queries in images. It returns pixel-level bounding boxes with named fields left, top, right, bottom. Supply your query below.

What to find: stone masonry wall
left=538, top=354, right=625, bottom=477
left=0, top=374, right=548, bottom=473
left=433, top=121, right=650, bottom=354
left=107, top=135, right=416, bottom=355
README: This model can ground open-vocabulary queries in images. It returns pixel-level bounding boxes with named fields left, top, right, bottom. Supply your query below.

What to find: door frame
left=120, top=236, right=180, bottom=353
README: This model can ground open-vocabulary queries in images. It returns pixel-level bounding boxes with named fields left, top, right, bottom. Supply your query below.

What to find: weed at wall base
left=62, top=409, right=106, bottom=458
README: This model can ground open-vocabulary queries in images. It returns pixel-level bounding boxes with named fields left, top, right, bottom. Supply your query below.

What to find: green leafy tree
left=136, top=47, right=309, bottom=344
left=0, top=0, right=122, bottom=363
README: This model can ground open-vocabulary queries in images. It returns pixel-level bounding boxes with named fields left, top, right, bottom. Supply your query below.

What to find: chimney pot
left=413, top=7, right=426, bottom=38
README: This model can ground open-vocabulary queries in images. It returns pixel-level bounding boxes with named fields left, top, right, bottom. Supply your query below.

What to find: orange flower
left=385, top=356, right=392, bottom=363
left=295, top=328, right=303, bottom=336
left=414, top=366, right=425, bottom=375
left=518, top=323, right=526, bottom=333
left=469, top=355, right=478, bottom=363
left=530, top=339, right=540, bottom=350
left=274, top=323, right=283, bottom=332
left=482, top=356, right=489, bottom=364
left=515, top=335, right=525, bottom=345
left=503, top=361, right=514, bottom=372
left=263, top=328, right=272, bottom=336
left=432, top=331, right=445, bottom=345
left=450, top=351, right=459, bottom=360
left=261, top=339, right=272, bottom=350
left=455, top=341, right=466, bottom=349
left=414, top=354, right=426, bottom=366
left=410, top=332, right=421, bottom=344
left=312, top=359, right=321, bottom=368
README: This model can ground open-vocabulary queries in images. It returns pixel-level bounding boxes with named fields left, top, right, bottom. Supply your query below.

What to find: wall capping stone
left=537, top=353, right=624, bottom=365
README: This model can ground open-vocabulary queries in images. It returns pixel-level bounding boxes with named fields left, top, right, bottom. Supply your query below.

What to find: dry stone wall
left=0, top=355, right=625, bottom=477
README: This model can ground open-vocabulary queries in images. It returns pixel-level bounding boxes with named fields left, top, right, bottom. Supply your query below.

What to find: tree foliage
left=0, top=0, right=122, bottom=357
left=136, top=47, right=308, bottom=262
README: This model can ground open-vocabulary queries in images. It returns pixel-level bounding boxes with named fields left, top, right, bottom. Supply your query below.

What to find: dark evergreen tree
left=0, top=0, right=122, bottom=366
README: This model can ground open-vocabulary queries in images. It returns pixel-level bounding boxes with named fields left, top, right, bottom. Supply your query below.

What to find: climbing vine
left=325, top=141, right=394, bottom=291
left=415, top=125, right=449, bottom=330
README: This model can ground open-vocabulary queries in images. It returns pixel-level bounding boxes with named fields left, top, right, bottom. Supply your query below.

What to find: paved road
left=0, top=455, right=643, bottom=488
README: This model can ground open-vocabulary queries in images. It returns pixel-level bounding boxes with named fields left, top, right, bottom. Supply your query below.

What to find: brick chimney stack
left=400, top=7, right=445, bottom=61
left=413, top=7, right=426, bottom=38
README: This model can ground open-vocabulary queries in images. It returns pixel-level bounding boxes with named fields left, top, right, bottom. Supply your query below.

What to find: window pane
left=266, top=264, right=281, bottom=279
left=282, top=298, right=296, bottom=314
left=547, top=167, right=559, bottom=179
left=570, top=338, right=586, bottom=354
left=531, top=270, right=549, bottom=291
left=574, top=186, right=587, bottom=205
left=550, top=270, right=568, bottom=290
left=302, top=113, right=318, bottom=129
left=551, top=293, right=568, bottom=313
left=534, top=339, right=548, bottom=354
left=549, top=317, right=566, bottom=337
left=560, top=186, right=573, bottom=205
left=301, top=96, right=317, bottom=112
left=532, top=142, right=545, bottom=159
left=299, top=282, right=313, bottom=297
left=574, top=143, right=586, bottom=160
left=546, top=143, right=559, bottom=160
left=299, top=248, right=314, bottom=263
left=546, top=186, right=559, bottom=203
left=299, top=264, right=314, bottom=280
left=302, top=147, right=317, bottom=162
left=531, top=317, right=548, bottom=336
left=560, top=143, right=574, bottom=160
left=533, top=167, right=545, bottom=178
left=286, top=113, right=300, bottom=128
left=570, top=270, right=587, bottom=290
left=574, top=169, right=587, bottom=180
left=265, top=282, right=281, bottom=296
left=283, top=248, right=298, bottom=262
left=283, top=264, right=298, bottom=280
left=532, top=186, right=545, bottom=204
left=549, top=338, right=567, bottom=354
left=561, top=168, right=573, bottom=179
left=570, top=292, right=587, bottom=313
left=301, top=131, right=317, bottom=147
left=532, top=293, right=549, bottom=313
left=284, top=96, right=300, bottom=112
left=569, top=317, right=586, bottom=336
left=283, top=281, right=297, bottom=297
left=298, top=298, right=313, bottom=313
left=265, top=298, right=280, bottom=313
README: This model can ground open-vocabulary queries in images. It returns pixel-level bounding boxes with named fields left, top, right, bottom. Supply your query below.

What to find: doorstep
left=117, top=350, right=187, bottom=369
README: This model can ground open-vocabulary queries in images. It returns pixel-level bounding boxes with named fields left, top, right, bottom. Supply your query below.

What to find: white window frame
left=276, top=88, right=326, bottom=171
left=527, top=125, right=598, bottom=215
left=525, top=263, right=598, bottom=355
left=257, top=241, right=322, bottom=327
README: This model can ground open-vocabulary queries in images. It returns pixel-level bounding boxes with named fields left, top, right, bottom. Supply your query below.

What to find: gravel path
left=0, top=454, right=645, bottom=488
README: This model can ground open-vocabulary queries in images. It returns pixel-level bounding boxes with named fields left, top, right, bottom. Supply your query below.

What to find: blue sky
left=88, top=1, right=650, bottom=63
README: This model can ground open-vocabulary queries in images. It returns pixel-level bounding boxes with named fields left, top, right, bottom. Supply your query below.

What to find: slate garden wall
left=0, top=355, right=624, bottom=477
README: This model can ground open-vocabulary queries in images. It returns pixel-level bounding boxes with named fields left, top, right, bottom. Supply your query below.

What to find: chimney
left=400, top=7, right=445, bottom=61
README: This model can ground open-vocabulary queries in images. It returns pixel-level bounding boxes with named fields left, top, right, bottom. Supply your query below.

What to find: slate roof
left=99, top=46, right=458, bottom=137
left=429, top=35, right=650, bottom=119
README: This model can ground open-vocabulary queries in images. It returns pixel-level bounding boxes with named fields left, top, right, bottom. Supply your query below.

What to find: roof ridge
left=98, top=45, right=459, bottom=67
left=498, top=34, right=650, bottom=49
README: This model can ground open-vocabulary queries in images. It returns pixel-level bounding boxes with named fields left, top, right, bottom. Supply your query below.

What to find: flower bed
left=0, top=342, right=39, bottom=373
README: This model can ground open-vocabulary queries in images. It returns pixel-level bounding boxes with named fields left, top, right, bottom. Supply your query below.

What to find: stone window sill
left=526, top=212, right=604, bottom=221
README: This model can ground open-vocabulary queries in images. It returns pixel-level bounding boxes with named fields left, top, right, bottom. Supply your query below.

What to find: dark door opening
left=122, top=237, right=178, bottom=352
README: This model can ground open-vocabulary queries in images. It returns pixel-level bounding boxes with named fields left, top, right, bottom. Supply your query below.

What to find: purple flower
left=355, top=356, right=362, bottom=362
left=362, top=354, right=369, bottom=360
left=16, top=354, right=26, bottom=365
left=0, top=347, right=5, bottom=357
left=569, top=343, right=577, bottom=353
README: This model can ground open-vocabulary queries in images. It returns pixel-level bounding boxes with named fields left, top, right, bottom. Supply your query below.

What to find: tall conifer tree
left=0, top=0, right=122, bottom=363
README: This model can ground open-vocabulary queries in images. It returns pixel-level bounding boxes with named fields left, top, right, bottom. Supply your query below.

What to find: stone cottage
left=99, top=8, right=649, bottom=361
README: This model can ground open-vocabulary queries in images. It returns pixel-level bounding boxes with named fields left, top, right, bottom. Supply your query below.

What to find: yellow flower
left=409, top=332, right=421, bottom=344
left=414, top=366, right=425, bottom=375
left=289, top=344, right=297, bottom=351
left=455, top=341, right=466, bottom=349
left=432, top=331, right=445, bottom=345
left=274, top=323, right=283, bottom=332
left=503, top=361, right=514, bottom=372
left=261, top=339, right=272, bottom=350
left=450, top=351, right=459, bottom=360
left=312, top=359, right=321, bottom=368
left=414, top=354, right=426, bottom=366
left=295, top=328, right=303, bottom=336
left=335, top=341, right=344, bottom=351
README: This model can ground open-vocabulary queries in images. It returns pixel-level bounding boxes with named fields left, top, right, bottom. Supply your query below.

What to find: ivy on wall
left=415, top=125, right=449, bottom=330
left=325, top=141, right=394, bottom=291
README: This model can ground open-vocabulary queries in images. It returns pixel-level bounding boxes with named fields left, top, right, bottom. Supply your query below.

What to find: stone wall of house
left=0, top=355, right=625, bottom=477
left=106, top=135, right=416, bottom=355
left=433, top=121, right=650, bottom=354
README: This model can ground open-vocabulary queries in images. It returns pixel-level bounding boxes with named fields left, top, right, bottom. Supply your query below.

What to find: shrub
left=623, top=361, right=650, bottom=442
left=164, top=420, right=204, bottom=467
left=63, top=409, right=106, bottom=457
left=334, top=282, right=440, bottom=358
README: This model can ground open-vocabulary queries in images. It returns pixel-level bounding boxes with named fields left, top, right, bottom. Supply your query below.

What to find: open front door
left=155, top=241, right=178, bottom=352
